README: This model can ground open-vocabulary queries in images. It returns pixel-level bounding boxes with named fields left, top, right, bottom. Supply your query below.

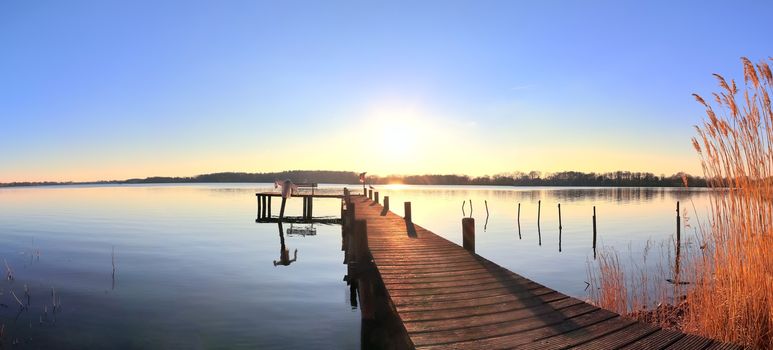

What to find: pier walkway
left=346, top=194, right=740, bottom=350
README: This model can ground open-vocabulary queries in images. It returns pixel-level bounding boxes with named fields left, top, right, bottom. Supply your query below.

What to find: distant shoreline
left=0, top=170, right=706, bottom=188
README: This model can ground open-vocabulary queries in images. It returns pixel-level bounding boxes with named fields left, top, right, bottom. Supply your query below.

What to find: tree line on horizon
left=0, top=170, right=706, bottom=187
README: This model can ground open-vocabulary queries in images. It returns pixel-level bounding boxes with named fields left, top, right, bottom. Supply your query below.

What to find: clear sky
left=2, top=0, right=772, bottom=182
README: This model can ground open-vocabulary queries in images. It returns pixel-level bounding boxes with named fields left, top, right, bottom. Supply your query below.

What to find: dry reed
left=590, top=57, right=773, bottom=348
left=686, top=57, right=773, bottom=348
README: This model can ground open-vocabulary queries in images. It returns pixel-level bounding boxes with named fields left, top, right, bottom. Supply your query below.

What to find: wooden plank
left=664, top=334, right=713, bottom=349
left=620, top=328, right=685, bottom=350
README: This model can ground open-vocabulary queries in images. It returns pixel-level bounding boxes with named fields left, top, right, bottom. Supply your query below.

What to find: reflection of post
left=462, top=218, right=475, bottom=253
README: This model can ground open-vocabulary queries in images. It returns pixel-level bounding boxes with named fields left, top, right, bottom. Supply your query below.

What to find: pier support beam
left=374, top=192, right=379, bottom=204
left=267, top=196, right=272, bottom=218
left=368, top=189, right=373, bottom=200
left=462, top=218, right=475, bottom=253
left=256, top=194, right=262, bottom=220
left=404, top=202, right=411, bottom=222
left=383, top=196, right=389, bottom=212
left=262, top=195, right=267, bottom=219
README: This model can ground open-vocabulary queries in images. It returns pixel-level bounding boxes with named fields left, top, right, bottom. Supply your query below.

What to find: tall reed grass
left=590, top=57, right=773, bottom=348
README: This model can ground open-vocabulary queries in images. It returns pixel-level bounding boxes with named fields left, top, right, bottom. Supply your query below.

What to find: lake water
left=0, top=184, right=710, bottom=349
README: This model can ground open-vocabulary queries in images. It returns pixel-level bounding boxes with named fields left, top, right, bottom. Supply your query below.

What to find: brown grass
left=590, top=57, right=773, bottom=349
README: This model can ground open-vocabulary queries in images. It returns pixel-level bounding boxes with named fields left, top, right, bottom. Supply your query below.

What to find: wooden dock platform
left=344, top=194, right=740, bottom=350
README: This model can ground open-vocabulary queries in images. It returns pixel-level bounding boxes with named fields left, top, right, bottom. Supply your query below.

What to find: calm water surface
left=0, top=184, right=709, bottom=349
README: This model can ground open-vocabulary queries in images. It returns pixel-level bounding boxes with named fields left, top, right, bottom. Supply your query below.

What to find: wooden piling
left=383, top=196, right=389, bottom=212
left=268, top=196, right=272, bottom=218
left=368, top=189, right=373, bottom=200
left=592, top=206, right=598, bottom=251
left=302, top=197, right=308, bottom=218
left=256, top=194, right=262, bottom=219
left=375, top=191, right=379, bottom=204
left=517, top=202, right=521, bottom=239
left=404, top=202, right=412, bottom=222
left=462, top=218, right=475, bottom=253
left=537, top=200, right=541, bottom=226
left=558, top=203, right=562, bottom=230
left=676, top=201, right=681, bottom=246
left=261, top=195, right=267, bottom=219
left=352, top=220, right=370, bottom=264
left=308, top=195, right=313, bottom=219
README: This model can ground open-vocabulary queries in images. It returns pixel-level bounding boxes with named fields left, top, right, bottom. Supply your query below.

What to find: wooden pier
left=255, top=192, right=343, bottom=222
left=341, top=194, right=741, bottom=350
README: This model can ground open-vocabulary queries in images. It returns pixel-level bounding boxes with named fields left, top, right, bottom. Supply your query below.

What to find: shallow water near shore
left=0, top=184, right=709, bottom=349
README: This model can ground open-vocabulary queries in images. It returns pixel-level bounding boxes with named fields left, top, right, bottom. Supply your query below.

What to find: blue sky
left=2, top=0, right=772, bottom=182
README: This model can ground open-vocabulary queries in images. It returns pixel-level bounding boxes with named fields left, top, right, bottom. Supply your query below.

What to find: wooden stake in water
left=558, top=203, right=562, bottom=230
left=592, top=206, right=597, bottom=259
left=676, top=201, right=681, bottom=246
left=537, top=200, right=541, bottom=246
left=484, top=200, right=489, bottom=232
left=517, top=203, right=521, bottom=239
left=558, top=203, right=562, bottom=252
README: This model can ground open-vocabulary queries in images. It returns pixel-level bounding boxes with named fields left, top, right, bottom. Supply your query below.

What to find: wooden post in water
left=256, top=194, right=262, bottom=220
left=537, top=200, right=541, bottom=226
left=302, top=197, right=308, bottom=219
left=267, top=196, right=272, bottom=218
left=368, top=189, right=373, bottom=200
left=374, top=192, right=379, bottom=204
left=262, top=195, right=267, bottom=219
left=592, top=206, right=598, bottom=257
left=517, top=202, right=521, bottom=239
left=537, top=200, right=541, bottom=246
left=676, top=201, right=681, bottom=246
left=558, top=203, right=562, bottom=230
left=404, top=202, right=412, bottom=222
left=462, top=218, right=475, bottom=253
left=383, top=196, right=389, bottom=212
left=308, top=196, right=313, bottom=219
